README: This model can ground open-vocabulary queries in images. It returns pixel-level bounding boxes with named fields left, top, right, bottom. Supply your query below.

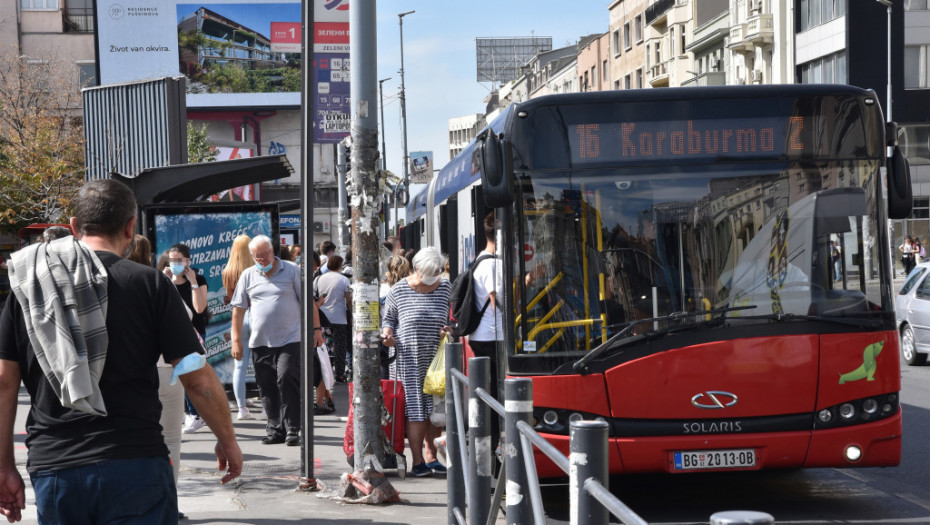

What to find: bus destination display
left=570, top=116, right=807, bottom=164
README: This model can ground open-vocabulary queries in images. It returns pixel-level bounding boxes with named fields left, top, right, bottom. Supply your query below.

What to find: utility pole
left=379, top=77, right=391, bottom=239
left=398, top=10, right=414, bottom=236
left=348, top=1, right=385, bottom=469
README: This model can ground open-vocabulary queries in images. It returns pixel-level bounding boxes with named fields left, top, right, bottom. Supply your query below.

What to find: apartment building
left=577, top=32, right=612, bottom=92
left=644, top=0, right=694, bottom=88
left=608, top=0, right=649, bottom=89
left=448, top=113, right=486, bottom=159
left=683, top=0, right=728, bottom=86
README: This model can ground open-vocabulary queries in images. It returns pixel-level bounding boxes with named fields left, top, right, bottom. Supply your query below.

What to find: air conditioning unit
left=709, top=58, right=720, bottom=71
left=750, top=0, right=763, bottom=14
left=312, top=221, right=331, bottom=233
left=751, top=69, right=763, bottom=83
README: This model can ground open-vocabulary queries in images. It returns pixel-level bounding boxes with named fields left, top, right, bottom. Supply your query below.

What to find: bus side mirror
left=476, top=131, right=514, bottom=208
left=887, top=146, right=912, bottom=220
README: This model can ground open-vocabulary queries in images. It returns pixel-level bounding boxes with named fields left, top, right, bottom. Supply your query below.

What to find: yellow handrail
left=528, top=317, right=597, bottom=342
left=540, top=328, right=567, bottom=353
left=581, top=192, right=591, bottom=349
left=595, top=190, right=607, bottom=344
left=515, top=272, right=564, bottom=327
left=518, top=299, right=564, bottom=349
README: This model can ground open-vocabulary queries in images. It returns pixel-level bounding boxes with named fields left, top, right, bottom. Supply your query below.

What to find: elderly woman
left=381, top=247, right=450, bottom=477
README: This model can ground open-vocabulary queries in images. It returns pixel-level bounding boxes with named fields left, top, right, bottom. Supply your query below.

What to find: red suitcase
left=343, top=379, right=407, bottom=476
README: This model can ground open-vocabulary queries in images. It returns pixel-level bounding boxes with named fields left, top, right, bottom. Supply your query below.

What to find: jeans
left=30, top=457, right=176, bottom=525
left=233, top=310, right=253, bottom=409
left=253, top=342, right=301, bottom=438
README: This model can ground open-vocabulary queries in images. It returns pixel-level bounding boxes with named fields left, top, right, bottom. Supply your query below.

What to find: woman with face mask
left=162, top=243, right=211, bottom=434
left=381, top=246, right=451, bottom=477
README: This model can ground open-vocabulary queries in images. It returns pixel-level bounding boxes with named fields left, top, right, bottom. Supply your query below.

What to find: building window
left=669, top=27, right=675, bottom=56
left=646, top=44, right=651, bottom=68
left=799, top=50, right=846, bottom=84
left=655, top=42, right=661, bottom=65
left=20, top=0, right=58, bottom=9
left=612, top=29, right=621, bottom=56
left=900, top=124, right=930, bottom=165
left=906, top=0, right=929, bottom=9
left=635, top=68, right=643, bottom=89
left=624, top=74, right=631, bottom=90
left=799, top=0, right=847, bottom=32
left=78, top=63, right=96, bottom=88
left=64, top=0, right=94, bottom=32
left=602, top=60, right=608, bottom=82
left=680, top=27, right=686, bottom=55
left=905, top=45, right=930, bottom=89
left=914, top=197, right=930, bottom=219
left=634, top=15, right=643, bottom=43
left=623, top=22, right=632, bottom=50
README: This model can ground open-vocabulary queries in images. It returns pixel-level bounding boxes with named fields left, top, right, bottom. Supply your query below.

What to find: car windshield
left=512, top=160, right=889, bottom=356
left=899, top=266, right=926, bottom=295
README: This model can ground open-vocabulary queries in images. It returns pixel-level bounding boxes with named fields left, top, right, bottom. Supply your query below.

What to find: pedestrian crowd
left=0, top=178, right=503, bottom=523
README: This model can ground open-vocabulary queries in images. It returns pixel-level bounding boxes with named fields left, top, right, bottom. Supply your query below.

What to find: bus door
left=439, top=198, right=459, bottom=279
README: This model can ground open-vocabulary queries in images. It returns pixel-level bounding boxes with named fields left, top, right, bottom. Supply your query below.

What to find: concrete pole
left=349, top=1, right=385, bottom=469
left=504, top=378, right=533, bottom=525
left=298, top=0, right=316, bottom=485
left=569, top=420, right=609, bottom=525
left=468, top=357, right=492, bottom=525
left=445, top=342, right=465, bottom=525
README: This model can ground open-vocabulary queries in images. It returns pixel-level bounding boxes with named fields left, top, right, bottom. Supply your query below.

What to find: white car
left=895, top=262, right=930, bottom=366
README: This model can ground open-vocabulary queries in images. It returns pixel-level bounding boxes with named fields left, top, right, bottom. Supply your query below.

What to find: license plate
left=673, top=448, right=756, bottom=470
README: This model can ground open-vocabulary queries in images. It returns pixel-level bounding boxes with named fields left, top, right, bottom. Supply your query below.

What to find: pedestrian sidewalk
left=11, top=382, right=452, bottom=525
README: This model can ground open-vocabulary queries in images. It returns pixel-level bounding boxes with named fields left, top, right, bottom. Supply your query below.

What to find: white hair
left=249, top=235, right=273, bottom=252
left=412, top=246, right=445, bottom=277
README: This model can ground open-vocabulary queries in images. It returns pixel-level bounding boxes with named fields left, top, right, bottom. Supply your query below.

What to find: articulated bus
left=408, top=85, right=911, bottom=476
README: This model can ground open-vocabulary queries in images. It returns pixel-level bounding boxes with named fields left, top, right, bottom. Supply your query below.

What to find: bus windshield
left=513, top=158, right=888, bottom=357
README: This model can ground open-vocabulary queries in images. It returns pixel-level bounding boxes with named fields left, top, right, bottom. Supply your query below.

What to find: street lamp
left=379, top=77, right=391, bottom=238
left=876, top=0, right=892, bottom=127
left=398, top=10, right=414, bottom=235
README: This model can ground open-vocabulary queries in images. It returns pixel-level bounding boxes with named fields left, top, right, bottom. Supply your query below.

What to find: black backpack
left=449, top=254, right=497, bottom=338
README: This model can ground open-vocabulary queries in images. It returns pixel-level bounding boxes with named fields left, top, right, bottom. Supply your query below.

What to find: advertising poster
left=409, top=151, right=434, bottom=183
left=148, top=205, right=278, bottom=383
left=208, top=147, right=259, bottom=201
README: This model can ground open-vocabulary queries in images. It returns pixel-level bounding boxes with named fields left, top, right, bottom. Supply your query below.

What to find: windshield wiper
left=572, top=305, right=757, bottom=374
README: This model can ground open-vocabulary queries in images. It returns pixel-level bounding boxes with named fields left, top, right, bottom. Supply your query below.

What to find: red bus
left=410, top=85, right=909, bottom=475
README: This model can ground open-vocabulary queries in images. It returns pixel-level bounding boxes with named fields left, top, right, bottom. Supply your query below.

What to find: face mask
left=258, top=262, right=274, bottom=273
left=296, top=256, right=302, bottom=265
left=419, top=272, right=439, bottom=285
left=169, top=263, right=186, bottom=276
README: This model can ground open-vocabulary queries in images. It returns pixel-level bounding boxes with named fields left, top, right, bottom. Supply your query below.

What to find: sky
left=372, top=1, right=611, bottom=195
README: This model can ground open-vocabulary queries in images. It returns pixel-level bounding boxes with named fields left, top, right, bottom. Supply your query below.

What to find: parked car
left=895, top=262, right=930, bottom=366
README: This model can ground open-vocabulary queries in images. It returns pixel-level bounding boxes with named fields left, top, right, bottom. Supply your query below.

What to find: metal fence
left=443, top=341, right=776, bottom=525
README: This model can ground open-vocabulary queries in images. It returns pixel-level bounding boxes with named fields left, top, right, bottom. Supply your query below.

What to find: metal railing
left=444, top=341, right=776, bottom=525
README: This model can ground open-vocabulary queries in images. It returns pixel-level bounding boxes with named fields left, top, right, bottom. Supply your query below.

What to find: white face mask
left=419, top=272, right=439, bottom=285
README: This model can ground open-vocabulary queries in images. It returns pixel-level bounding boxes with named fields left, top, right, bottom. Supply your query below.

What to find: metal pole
left=446, top=342, right=465, bottom=525
left=378, top=77, right=391, bottom=239
left=398, top=10, right=414, bottom=236
left=569, top=420, right=609, bottom=525
left=349, top=0, right=385, bottom=470
left=468, top=357, right=492, bottom=525
left=336, top=139, right=350, bottom=252
left=299, top=0, right=316, bottom=484
left=504, top=378, right=533, bottom=525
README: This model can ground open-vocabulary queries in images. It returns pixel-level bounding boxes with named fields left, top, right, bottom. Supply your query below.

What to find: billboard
left=409, top=151, right=434, bottom=184
left=476, top=37, right=553, bottom=84
left=95, top=0, right=349, bottom=114
left=145, top=203, right=279, bottom=383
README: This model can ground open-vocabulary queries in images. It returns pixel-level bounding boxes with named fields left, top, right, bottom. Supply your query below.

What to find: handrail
left=515, top=272, right=564, bottom=326
left=515, top=420, right=570, bottom=473
left=584, top=478, right=649, bottom=525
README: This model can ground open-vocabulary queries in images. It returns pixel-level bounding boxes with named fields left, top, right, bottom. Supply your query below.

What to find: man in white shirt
left=468, top=213, right=502, bottom=441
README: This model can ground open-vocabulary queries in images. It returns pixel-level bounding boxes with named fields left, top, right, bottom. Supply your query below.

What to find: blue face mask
left=295, top=256, right=302, bottom=265
left=169, top=263, right=186, bottom=276
left=258, top=261, right=274, bottom=273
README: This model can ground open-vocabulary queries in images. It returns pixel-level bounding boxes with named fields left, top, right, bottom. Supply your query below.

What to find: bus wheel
left=901, top=325, right=927, bottom=366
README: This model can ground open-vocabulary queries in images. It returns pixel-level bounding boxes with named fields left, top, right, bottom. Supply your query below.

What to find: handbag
left=423, top=335, right=447, bottom=396
left=317, top=344, right=335, bottom=391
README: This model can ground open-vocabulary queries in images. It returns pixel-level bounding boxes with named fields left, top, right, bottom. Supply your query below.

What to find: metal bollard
left=446, top=342, right=465, bottom=525
left=569, top=420, right=609, bottom=525
left=504, top=378, right=533, bottom=525
left=468, top=357, right=492, bottom=525
left=710, top=511, right=775, bottom=525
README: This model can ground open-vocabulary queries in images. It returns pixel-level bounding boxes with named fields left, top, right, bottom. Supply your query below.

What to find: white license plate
left=673, top=448, right=756, bottom=470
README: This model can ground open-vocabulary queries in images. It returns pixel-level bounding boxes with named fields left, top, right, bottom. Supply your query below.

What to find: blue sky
left=374, top=1, right=610, bottom=188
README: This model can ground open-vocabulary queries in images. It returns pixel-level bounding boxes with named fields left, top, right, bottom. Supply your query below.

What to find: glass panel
left=800, top=0, right=810, bottom=31
left=905, top=0, right=929, bottom=10
left=810, top=0, right=822, bottom=27
left=823, top=55, right=834, bottom=83
left=905, top=46, right=921, bottom=89
left=835, top=0, right=847, bottom=17
left=836, top=53, right=847, bottom=83
left=822, top=0, right=834, bottom=23
left=513, top=160, right=885, bottom=356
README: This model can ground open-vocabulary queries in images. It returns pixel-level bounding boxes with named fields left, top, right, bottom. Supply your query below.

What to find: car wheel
left=901, top=325, right=928, bottom=366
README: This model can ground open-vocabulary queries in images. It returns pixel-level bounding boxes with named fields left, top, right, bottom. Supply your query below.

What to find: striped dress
left=382, top=277, right=451, bottom=421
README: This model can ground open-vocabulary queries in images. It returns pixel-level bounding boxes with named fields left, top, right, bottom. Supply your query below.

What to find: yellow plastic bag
left=423, top=335, right=447, bottom=396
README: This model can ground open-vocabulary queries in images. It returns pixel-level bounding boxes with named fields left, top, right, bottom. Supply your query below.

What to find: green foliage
left=187, top=122, right=216, bottom=164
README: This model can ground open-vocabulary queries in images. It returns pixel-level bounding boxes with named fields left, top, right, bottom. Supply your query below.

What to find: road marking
left=897, top=492, right=930, bottom=513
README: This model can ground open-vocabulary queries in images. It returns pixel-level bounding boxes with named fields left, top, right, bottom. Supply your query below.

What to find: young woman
left=223, top=235, right=258, bottom=421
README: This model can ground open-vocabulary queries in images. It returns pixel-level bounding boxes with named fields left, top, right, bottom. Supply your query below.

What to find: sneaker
left=325, top=398, right=335, bottom=413
left=285, top=434, right=300, bottom=446
left=261, top=435, right=285, bottom=445
left=237, top=407, right=252, bottom=420
left=411, top=463, right=433, bottom=477
left=426, top=461, right=446, bottom=475
left=182, top=416, right=206, bottom=434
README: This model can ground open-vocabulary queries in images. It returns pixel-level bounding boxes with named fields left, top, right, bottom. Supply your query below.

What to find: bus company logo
left=107, top=3, right=124, bottom=19
left=682, top=420, right=743, bottom=434
left=691, top=391, right=738, bottom=409
left=324, top=0, right=349, bottom=11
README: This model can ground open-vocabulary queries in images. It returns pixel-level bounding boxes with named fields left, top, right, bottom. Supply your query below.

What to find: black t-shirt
left=0, top=251, right=202, bottom=472
left=174, top=270, right=209, bottom=338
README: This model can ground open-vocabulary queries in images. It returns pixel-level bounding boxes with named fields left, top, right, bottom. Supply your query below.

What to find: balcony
left=745, top=14, right=774, bottom=45
left=681, top=71, right=726, bottom=87
left=645, top=0, right=675, bottom=26
left=649, top=61, right=669, bottom=86
left=727, top=23, right=749, bottom=52
left=63, top=7, right=94, bottom=33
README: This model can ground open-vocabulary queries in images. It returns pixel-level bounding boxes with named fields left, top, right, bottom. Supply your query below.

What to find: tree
left=187, top=121, right=217, bottom=163
left=0, top=47, right=84, bottom=235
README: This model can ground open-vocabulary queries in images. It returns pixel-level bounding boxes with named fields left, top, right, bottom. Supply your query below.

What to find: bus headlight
left=845, top=445, right=862, bottom=462
left=839, top=403, right=857, bottom=420
left=862, top=399, right=878, bottom=415
left=818, top=409, right=833, bottom=423
left=543, top=410, right=559, bottom=426
left=568, top=413, right=583, bottom=424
